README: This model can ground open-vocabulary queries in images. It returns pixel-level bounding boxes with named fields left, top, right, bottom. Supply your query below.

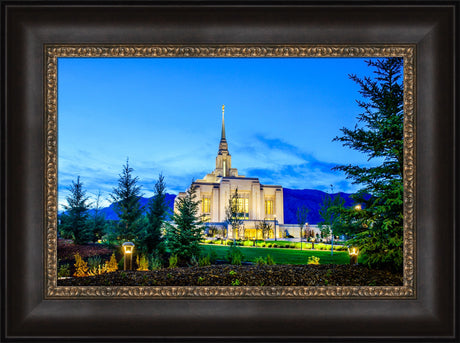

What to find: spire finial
left=221, top=104, right=226, bottom=140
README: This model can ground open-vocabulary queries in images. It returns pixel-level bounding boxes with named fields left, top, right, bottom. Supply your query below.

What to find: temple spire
left=221, top=105, right=226, bottom=140
left=218, top=104, right=229, bottom=154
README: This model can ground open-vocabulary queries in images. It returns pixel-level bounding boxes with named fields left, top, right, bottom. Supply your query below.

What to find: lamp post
left=122, top=242, right=135, bottom=270
left=331, top=228, right=334, bottom=256
left=348, top=246, right=359, bottom=265
left=274, top=215, right=277, bottom=241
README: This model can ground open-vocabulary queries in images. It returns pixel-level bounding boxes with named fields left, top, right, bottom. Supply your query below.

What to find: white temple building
left=176, top=105, right=288, bottom=239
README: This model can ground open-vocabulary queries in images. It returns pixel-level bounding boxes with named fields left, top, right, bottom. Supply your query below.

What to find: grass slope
left=201, top=244, right=350, bottom=265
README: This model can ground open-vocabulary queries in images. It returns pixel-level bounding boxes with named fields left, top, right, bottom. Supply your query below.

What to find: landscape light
left=348, top=246, right=359, bottom=265
left=122, top=242, right=135, bottom=270
left=354, top=204, right=362, bottom=211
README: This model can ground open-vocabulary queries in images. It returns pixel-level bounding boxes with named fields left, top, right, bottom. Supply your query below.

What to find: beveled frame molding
left=45, top=45, right=415, bottom=298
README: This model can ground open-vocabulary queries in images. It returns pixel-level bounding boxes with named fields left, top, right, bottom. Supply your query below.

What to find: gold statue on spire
left=221, top=105, right=226, bottom=141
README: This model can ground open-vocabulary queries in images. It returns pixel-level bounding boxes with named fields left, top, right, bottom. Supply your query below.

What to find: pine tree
left=91, top=190, right=107, bottom=241
left=59, top=176, right=93, bottom=244
left=141, top=174, right=168, bottom=254
left=165, top=183, right=204, bottom=264
left=318, top=188, right=347, bottom=255
left=110, top=159, right=143, bottom=242
left=318, top=187, right=347, bottom=237
left=333, top=58, right=404, bottom=272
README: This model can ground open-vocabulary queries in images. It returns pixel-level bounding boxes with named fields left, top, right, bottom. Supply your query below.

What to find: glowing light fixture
left=348, top=246, right=359, bottom=265
left=122, top=242, right=135, bottom=270
left=354, top=204, right=362, bottom=211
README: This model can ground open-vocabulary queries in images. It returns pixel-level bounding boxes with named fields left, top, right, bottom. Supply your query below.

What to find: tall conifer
left=59, top=176, right=92, bottom=244
left=141, top=174, right=168, bottom=254
left=110, top=159, right=143, bottom=241
left=334, top=58, right=404, bottom=271
left=165, top=183, right=204, bottom=264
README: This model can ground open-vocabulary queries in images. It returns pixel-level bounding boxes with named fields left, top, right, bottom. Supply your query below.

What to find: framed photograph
left=2, top=1, right=457, bottom=341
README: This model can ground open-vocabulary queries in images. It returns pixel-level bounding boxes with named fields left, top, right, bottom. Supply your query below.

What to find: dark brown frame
left=2, top=1, right=457, bottom=341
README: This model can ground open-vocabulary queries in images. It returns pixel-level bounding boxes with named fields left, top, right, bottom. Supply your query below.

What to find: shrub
left=149, top=254, right=163, bottom=270
left=88, top=256, right=102, bottom=270
left=198, top=255, right=211, bottom=267
left=272, top=244, right=277, bottom=248
left=266, top=254, right=275, bottom=265
left=231, top=279, right=240, bottom=286
left=88, top=264, right=107, bottom=276
left=208, top=249, right=218, bottom=263
left=190, top=255, right=199, bottom=267
left=227, top=245, right=244, bottom=265
left=169, top=254, right=178, bottom=268
left=106, top=253, right=118, bottom=273
left=136, top=254, right=149, bottom=271
left=316, top=243, right=328, bottom=250
left=307, top=256, right=320, bottom=265
left=73, top=253, right=88, bottom=277
left=118, top=256, right=125, bottom=270
left=267, top=243, right=273, bottom=248
left=254, top=256, right=266, bottom=265
left=58, top=263, right=70, bottom=278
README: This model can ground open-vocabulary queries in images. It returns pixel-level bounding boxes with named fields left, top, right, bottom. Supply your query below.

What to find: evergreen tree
left=318, top=189, right=346, bottom=255
left=333, top=58, right=404, bottom=271
left=91, top=190, right=106, bottom=241
left=59, top=176, right=93, bottom=244
left=141, top=174, right=168, bottom=254
left=318, top=187, right=347, bottom=237
left=165, top=183, right=204, bottom=264
left=110, top=159, right=143, bottom=242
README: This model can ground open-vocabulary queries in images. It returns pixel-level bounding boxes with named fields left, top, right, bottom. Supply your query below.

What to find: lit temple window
left=202, top=197, right=211, bottom=213
left=237, top=198, right=248, bottom=213
left=265, top=200, right=274, bottom=215
left=233, top=197, right=249, bottom=219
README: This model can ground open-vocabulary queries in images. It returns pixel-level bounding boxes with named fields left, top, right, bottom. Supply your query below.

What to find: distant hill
left=83, top=188, right=359, bottom=225
left=87, top=194, right=176, bottom=221
left=282, top=188, right=359, bottom=224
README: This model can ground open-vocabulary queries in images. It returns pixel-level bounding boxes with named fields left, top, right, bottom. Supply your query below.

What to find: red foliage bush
left=58, top=239, right=113, bottom=260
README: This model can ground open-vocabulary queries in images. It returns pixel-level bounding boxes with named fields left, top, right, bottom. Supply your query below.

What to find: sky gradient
left=58, top=57, right=383, bottom=209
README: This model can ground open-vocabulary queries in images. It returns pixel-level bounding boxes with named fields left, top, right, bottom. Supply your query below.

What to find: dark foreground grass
left=59, top=264, right=403, bottom=287
left=201, top=244, right=350, bottom=265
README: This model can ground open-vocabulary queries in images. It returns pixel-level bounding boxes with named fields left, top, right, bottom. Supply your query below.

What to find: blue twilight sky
left=58, top=57, right=384, bottom=209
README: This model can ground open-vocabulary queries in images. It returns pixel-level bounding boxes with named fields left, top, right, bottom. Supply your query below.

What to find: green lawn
left=200, top=244, right=350, bottom=265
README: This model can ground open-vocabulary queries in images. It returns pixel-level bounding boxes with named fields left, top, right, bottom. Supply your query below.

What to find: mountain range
left=88, top=188, right=359, bottom=225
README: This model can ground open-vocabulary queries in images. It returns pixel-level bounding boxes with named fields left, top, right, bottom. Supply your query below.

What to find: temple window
left=265, top=199, right=274, bottom=215
left=202, top=197, right=211, bottom=214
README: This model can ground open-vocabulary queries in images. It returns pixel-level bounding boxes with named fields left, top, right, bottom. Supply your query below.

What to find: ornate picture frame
left=46, top=45, right=416, bottom=299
